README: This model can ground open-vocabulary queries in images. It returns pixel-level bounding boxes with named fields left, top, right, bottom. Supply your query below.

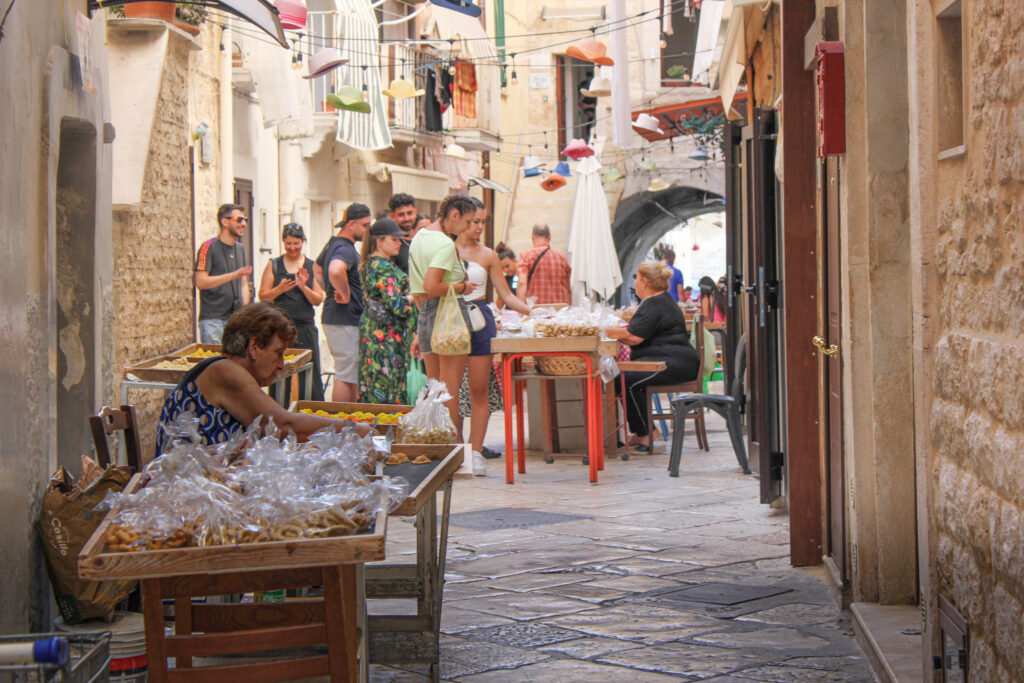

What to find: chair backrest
left=730, top=335, right=747, bottom=405
left=89, top=405, right=143, bottom=473
left=692, top=313, right=705, bottom=380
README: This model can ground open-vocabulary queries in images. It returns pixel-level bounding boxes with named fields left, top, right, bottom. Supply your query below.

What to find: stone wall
left=112, top=34, right=198, bottom=459
left=921, top=0, right=1024, bottom=678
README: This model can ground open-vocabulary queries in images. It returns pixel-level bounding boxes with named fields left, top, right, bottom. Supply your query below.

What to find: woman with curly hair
left=357, top=219, right=417, bottom=404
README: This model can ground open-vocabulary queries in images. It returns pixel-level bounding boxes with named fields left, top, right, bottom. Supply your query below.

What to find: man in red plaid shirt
left=516, top=223, right=572, bottom=305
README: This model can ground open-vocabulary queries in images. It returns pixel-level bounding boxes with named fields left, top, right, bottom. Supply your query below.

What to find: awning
left=717, top=2, right=748, bottom=118
left=89, top=0, right=288, bottom=47
left=419, top=3, right=498, bottom=61
left=333, top=0, right=392, bottom=151
left=369, top=163, right=451, bottom=201
left=468, top=176, right=511, bottom=193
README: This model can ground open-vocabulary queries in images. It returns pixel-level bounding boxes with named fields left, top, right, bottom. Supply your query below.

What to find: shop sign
left=816, top=41, right=845, bottom=157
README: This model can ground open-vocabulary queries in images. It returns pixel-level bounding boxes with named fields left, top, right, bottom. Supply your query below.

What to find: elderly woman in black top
left=605, top=261, right=700, bottom=453
left=258, top=223, right=326, bottom=400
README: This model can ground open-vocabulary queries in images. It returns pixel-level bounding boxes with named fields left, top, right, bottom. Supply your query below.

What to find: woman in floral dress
left=357, top=219, right=417, bottom=404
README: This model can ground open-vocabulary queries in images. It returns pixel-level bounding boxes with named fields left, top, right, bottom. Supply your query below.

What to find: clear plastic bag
left=431, top=285, right=471, bottom=355
left=96, top=413, right=410, bottom=551
left=599, top=354, right=620, bottom=383
left=398, top=379, right=458, bottom=444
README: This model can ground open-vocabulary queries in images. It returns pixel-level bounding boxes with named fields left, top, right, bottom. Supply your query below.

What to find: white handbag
left=465, top=302, right=487, bottom=332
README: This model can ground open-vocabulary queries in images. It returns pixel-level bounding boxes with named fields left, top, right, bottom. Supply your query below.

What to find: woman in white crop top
left=455, top=198, right=531, bottom=460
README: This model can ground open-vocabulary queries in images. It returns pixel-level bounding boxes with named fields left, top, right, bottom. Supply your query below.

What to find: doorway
left=234, top=178, right=255, bottom=301
left=739, top=109, right=783, bottom=503
left=55, top=120, right=98, bottom=469
left=820, top=156, right=846, bottom=588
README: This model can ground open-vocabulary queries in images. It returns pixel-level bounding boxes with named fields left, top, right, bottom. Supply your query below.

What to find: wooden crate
left=169, top=344, right=312, bottom=375
left=124, top=355, right=196, bottom=383
left=289, top=401, right=411, bottom=435
left=79, top=474, right=387, bottom=581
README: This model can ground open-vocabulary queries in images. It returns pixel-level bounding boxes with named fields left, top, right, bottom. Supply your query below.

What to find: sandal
left=632, top=444, right=653, bottom=454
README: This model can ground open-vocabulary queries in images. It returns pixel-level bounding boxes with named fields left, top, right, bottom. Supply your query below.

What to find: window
left=936, top=0, right=964, bottom=154
left=661, top=0, right=702, bottom=85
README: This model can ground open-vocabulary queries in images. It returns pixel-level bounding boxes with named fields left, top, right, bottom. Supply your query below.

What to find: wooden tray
left=170, top=344, right=312, bottom=375
left=384, top=444, right=464, bottom=517
left=491, top=336, right=617, bottom=355
left=79, top=474, right=387, bottom=580
left=289, top=401, right=412, bottom=436
left=124, top=355, right=195, bottom=383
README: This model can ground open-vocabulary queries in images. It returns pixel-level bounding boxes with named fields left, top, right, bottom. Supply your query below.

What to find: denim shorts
left=468, top=301, right=496, bottom=356
left=418, top=296, right=471, bottom=355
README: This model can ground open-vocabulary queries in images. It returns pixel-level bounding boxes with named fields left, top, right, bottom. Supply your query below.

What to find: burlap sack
left=39, top=460, right=136, bottom=623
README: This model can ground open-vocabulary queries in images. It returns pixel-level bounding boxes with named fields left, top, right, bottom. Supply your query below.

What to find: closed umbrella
left=567, top=156, right=623, bottom=302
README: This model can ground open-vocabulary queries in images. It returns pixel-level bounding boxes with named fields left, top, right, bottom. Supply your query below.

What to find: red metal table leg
left=515, top=374, right=526, bottom=474
left=503, top=355, right=515, bottom=484
left=594, top=375, right=605, bottom=471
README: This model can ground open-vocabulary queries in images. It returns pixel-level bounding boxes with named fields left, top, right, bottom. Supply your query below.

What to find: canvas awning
left=419, top=3, right=498, bottom=61
left=89, top=0, right=288, bottom=46
left=717, top=1, right=748, bottom=118
left=369, top=163, right=451, bottom=201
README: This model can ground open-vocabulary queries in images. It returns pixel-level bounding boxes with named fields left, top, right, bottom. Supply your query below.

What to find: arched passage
left=611, top=186, right=724, bottom=304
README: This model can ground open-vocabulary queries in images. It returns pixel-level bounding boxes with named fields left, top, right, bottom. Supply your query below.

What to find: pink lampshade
left=275, top=0, right=307, bottom=30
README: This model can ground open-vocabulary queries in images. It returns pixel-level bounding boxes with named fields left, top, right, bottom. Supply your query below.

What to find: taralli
left=412, top=455, right=432, bottom=465
left=387, top=452, right=410, bottom=465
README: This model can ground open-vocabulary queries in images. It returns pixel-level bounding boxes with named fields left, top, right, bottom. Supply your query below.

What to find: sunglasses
left=232, top=216, right=248, bottom=224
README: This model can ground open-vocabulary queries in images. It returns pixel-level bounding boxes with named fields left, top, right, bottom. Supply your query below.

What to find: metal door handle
left=812, top=336, right=839, bottom=357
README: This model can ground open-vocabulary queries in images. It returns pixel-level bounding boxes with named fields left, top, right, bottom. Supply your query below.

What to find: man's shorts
left=322, top=324, right=359, bottom=383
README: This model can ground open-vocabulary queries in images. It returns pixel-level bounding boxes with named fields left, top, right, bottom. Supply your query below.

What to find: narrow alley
left=371, top=413, right=878, bottom=682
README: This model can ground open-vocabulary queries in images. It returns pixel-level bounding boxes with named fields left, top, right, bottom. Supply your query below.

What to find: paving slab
left=535, top=635, right=645, bottom=659
left=446, top=592, right=597, bottom=621
left=546, top=603, right=722, bottom=643
left=454, top=657, right=681, bottom=682
left=597, top=641, right=771, bottom=676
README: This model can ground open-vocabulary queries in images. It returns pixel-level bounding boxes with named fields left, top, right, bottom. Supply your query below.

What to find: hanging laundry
left=424, top=68, right=443, bottom=131
left=453, top=61, right=477, bottom=118
left=438, top=66, right=453, bottom=113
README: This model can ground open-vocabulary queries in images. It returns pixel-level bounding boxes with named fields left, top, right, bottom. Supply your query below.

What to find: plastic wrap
left=599, top=354, right=621, bottom=383
left=97, top=413, right=409, bottom=552
left=397, top=379, right=458, bottom=444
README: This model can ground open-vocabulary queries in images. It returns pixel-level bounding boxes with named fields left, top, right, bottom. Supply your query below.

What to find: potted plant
left=123, top=2, right=177, bottom=21
left=174, top=3, right=206, bottom=34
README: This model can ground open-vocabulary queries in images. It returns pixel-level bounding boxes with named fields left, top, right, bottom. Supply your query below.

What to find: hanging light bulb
left=509, top=53, right=518, bottom=85
left=659, top=32, right=668, bottom=49
left=448, top=60, right=456, bottom=76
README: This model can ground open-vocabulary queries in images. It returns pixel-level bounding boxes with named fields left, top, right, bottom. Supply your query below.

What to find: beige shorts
left=322, top=324, right=359, bottom=383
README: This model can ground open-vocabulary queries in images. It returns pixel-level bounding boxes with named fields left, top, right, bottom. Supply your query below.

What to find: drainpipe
left=219, top=24, right=234, bottom=203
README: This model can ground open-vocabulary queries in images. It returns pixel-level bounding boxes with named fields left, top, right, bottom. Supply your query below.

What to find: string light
left=510, top=53, right=517, bottom=85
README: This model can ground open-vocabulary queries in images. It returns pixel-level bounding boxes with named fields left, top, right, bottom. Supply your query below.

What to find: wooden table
left=79, top=474, right=387, bottom=683
left=366, top=444, right=464, bottom=682
left=491, top=337, right=616, bottom=484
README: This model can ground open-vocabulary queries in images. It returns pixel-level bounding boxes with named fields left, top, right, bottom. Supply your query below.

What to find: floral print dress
left=357, top=256, right=417, bottom=404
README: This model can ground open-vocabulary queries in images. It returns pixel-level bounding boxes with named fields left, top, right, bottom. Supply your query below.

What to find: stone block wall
left=927, top=1, right=1024, bottom=678
left=112, top=36, right=197, bottom=459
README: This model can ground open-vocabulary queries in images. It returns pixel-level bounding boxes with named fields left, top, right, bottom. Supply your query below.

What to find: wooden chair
left=89, top=405, right=144, bottom=473
left=644, top=314, right=709, bottom=450
left=669, top=335, right=751, bottom=477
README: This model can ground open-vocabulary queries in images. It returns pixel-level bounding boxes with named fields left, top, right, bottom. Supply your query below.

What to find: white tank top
left=463, top=260, right=488, bottom=302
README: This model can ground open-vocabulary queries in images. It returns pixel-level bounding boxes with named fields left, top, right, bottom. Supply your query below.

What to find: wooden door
left=821, top=156, right=846, bottom=583
left=723, top=121, right=744, bottom=390
left=742, top=109, right=783, bottom=503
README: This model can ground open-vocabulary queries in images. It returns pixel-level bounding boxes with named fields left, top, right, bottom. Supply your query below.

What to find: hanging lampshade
left=382, top=76, right=425, bottom=99
left=541, top=173, right=567, bottom=191
left=326, top=86, right=371, bottom=114
left=640, top=157, right=657, bottom=171
left=428, top=0, right=482, bottom=17
left=444, top=143, right=468, bottom=159
left=553, top=161, right=572, bottom=177
left=633, top=113, right=662, bottom=135
left=690, top=145, right=710, bottom=161
left=275, top=0, right=307, bottom=30
left=565, top=37, right=614, bottom=66
left=647, top=178, right=669, bottom=192
left=561, top=139, right=595, bottom=160
left=523, top=166, right=542, bottom=178
left=602, top=167, right=624, bottom=183
left=522, top=155, right=541, bottom=170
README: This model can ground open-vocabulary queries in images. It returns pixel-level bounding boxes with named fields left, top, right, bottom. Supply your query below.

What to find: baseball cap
left=336, top=203, right=371, bottom=227
left=369, top=218, right=405, bottom=237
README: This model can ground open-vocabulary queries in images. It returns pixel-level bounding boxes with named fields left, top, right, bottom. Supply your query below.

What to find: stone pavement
left=369, top=412, right=879, bottom=682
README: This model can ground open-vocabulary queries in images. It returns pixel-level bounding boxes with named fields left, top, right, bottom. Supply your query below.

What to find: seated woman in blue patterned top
left=156, top=302, right=369, bottom=457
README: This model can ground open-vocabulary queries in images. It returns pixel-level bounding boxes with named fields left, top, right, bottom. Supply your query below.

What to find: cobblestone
left=370, top=412, right=879, bottom=682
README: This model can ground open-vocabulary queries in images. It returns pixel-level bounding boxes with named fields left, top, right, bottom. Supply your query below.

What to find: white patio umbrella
left=567, top=156, right=623, bottom=302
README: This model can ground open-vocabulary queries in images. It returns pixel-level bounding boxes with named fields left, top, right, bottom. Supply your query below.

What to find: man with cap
left=314, top=203, right=370, bottom=401
left=388, top=193, right=418, bottom=272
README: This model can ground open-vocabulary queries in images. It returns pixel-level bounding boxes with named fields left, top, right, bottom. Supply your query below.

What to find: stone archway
left=611, top=185, right=724, bottom=305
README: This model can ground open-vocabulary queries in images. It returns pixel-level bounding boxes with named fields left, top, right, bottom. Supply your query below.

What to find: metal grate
left=657, top=582, right=793, bottom=606
left=446, top=507, right=591, bottom=531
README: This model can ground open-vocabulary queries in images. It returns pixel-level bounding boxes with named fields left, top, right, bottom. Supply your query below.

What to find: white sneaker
left=472, top=450, right=487, bottom=477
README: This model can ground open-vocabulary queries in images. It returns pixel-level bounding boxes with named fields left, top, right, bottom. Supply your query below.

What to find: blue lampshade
left=554, top=161, right=571, bottom=177
left=428, top=0, right=482, bottom=17
left=523, top=166, right=542, bottom=178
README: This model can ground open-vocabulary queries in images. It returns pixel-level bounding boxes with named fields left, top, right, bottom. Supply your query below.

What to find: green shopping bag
left=406, top=358, right=428, bottom=405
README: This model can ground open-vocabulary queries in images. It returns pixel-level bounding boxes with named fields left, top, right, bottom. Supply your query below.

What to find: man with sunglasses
left=195, top=203, right=253, bottom=343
